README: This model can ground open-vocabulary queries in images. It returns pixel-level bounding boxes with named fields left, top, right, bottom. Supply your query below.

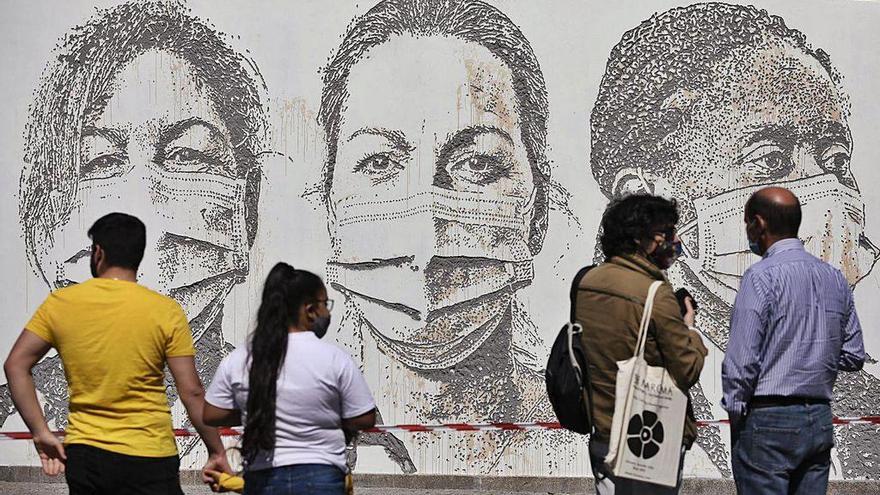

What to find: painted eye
left=821, top=144, right=856, bottom=190
left=741, top=144, right=792, bottom=180
left=354, top=152, right=404, bottom=183
left=167, top=147, right=205, bottom=163
left=820, top=144, right=851, bottom=174
left=81, top=153, right=128, bottom=181
left=449, top=153, right=511, bottom=185
left=162, top=146, right=233, bottom=177
left=360, top=154, right=395, bottom=172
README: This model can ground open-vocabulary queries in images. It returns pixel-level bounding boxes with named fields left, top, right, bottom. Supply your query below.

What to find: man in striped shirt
left=723, top=187, right=865, bottom=494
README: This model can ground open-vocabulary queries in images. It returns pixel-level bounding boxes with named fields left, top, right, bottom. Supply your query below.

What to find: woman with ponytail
left=203, top=262, right=376, bottom=494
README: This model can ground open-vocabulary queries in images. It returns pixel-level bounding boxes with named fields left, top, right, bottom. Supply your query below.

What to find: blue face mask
left=749, top=240, right=762, bottom=256
left=747, top=219, right=763, bottom=256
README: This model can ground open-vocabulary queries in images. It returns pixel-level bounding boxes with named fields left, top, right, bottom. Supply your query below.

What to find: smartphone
left=674, top=288, right=698, bottom=317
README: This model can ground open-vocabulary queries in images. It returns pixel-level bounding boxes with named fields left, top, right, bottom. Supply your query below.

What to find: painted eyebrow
left=809, top=121, right=851, bottom=149
left=347, top=127, right=411, bottom=148
left=81, top=125, right=127, bottom=146
left=743, top=121, right=851, bottom=149
left=159, top=117, right=224, bottom=146
left=437, top=124, right=514, bottom=161
left=742, top=124, right=798, bottom=149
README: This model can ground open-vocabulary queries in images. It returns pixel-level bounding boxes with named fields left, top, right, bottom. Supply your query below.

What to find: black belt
left=749, top=396, right=830, bottom=409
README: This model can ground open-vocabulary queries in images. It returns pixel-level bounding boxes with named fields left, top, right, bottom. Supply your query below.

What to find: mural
left=1, top=0, right=267, bottom=456
left=316, top=0, right=573, bottom=473
left=1, top=0, right=879, bottom=481
left=591, top=2, right=880, bottom=478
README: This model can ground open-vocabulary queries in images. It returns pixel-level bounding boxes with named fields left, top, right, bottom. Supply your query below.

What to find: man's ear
left=754, top=214, right=769, bottom=235
left=91, top=244, right=105, bottom=273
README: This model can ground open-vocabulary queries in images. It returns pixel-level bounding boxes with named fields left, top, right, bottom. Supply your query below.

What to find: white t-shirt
left=205, top=332, right=376, bottom=472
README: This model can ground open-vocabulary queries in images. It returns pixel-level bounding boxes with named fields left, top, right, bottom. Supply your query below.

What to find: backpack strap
left=568, top=264, right=597, bottom=435
left=569, top=265, right=596, bottom=323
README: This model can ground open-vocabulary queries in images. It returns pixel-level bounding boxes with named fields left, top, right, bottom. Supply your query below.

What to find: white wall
left=1, top=0, right=879, bottom=479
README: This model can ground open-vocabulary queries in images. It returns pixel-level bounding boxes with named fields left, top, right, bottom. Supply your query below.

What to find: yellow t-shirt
left=26, top=277, right=194, bottom=457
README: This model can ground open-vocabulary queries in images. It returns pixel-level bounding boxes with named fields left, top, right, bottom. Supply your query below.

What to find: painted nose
left=792, top=145, right=825, bottom=178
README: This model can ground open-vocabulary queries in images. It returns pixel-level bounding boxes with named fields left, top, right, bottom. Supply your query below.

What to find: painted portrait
left=591, top=2, right=880, bottom=478
left=3, top=1, right=268, bottom=445
left=317, top=0, right=579, bottom=473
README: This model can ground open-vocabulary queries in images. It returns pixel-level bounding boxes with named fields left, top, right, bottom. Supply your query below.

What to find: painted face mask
left=327, top=186, right=535, bottom=370
left=677, top=173, right=880, bottom=305
left=38, top=165, right=250, bottom=340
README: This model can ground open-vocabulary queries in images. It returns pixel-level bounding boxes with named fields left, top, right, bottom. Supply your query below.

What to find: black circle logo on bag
left=626, top=410, right=664, bottom=459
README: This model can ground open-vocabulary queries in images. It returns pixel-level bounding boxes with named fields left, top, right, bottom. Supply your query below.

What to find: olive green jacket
left=575, top=254, right=708, bottom=446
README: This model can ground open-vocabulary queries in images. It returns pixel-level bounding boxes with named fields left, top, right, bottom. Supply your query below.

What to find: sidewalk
left=2, top=484, right=540, bottom=495
left=2, top=470, right=879, bottom=495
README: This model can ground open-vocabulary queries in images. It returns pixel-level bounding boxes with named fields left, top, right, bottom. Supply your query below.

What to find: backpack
left=545, top=265, right=596, bottom=435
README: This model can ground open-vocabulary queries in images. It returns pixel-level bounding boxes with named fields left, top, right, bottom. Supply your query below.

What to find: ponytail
left=242, top=262, right=324, bottom=463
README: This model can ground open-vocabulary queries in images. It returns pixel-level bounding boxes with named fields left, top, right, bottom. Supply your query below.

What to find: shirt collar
left=765, top=237, right=804, bottom=258
left=612, top=253, right=667, bottom=281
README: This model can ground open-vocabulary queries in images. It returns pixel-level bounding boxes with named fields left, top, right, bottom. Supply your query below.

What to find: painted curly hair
left=590, top=2, right=840, bottom=199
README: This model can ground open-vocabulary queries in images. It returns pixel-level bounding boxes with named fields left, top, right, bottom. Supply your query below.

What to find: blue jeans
left=244, top=464, right=345, bottom=495
left=731, top=403, right=834, bottom=495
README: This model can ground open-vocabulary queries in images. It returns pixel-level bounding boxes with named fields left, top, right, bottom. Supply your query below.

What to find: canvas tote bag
left=604, top=280, right=687, bottom=487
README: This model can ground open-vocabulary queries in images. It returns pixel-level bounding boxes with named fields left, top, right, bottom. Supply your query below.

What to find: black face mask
left=648, top=239, right=682, bottom=270
left=310, top=314, right=331, bottom=339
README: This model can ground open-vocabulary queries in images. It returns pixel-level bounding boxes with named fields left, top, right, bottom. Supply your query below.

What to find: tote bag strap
left=633, top=281, right=663, bottom=359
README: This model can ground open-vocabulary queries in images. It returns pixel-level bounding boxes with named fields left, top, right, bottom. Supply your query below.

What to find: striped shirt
left=722, top=238, right=865, bottom=420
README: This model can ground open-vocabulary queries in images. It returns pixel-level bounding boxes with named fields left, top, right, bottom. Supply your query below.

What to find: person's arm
left=838, top=282, right=865, bottom=372
left=203, top=403, right=241, bottom=427
left=203, top=352, right=241, bottom=427
left=167, top=356, right=231, bottom=482
left=3, top=330, right=66, bottom=476
left=650, top=283, right=708, bottom=390
left=342, top=409, right=377, bottom=431
left=721, top=270, right=769, bottom=423
left=164, top=304, right=231, bottom=483
left=338, top=353, right=378, bottom=434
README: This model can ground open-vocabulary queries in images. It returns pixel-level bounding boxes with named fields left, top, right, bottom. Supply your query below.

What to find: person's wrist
left=206, top=446, right=226, bottom=458
left=32, top=425, right=54, bottom=439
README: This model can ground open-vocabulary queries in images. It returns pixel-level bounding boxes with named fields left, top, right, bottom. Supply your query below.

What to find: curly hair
left=319, top=0, right=550, bottom=254
left=590, top=2, right=840, bottom=199
left=600, top=194, right=679, bottom=260
left=20, top=0, right=267, bottom=282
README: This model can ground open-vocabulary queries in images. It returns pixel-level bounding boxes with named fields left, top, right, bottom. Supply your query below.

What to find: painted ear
left=611, top=167, right=656, bottom=198
left=244, top=166, right=262, bottom=248
left=659, top=87, right=702, bottom=113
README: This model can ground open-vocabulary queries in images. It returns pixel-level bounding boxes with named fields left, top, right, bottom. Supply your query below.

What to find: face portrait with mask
left=593, top=3, right=878, bottom=347
left=591, top=2, right=880, bottom=479
left=14, top=1, right=266, bottom=430
left=319, top=0, right=565, bottom=474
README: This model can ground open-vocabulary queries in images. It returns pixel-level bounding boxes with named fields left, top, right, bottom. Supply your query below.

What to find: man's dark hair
left=590, top=2, right=839, bottom=198
left=600, top=194, right=679, bottom=259
left=745, top=192, right=802, bottom=238
left=87, top=213, right=147, bottom=271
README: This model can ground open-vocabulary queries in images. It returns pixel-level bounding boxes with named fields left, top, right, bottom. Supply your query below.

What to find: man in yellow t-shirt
left=3, top=213, right=230, bottom=495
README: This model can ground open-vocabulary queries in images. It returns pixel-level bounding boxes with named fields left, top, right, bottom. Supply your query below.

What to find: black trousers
left=65, top=444, right=184, bottom=495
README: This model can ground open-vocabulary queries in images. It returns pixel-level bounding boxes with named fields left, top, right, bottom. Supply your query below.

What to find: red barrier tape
left=2, top=416, right=879, bottom=440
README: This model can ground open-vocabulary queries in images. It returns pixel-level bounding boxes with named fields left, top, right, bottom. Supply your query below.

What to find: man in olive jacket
left=577, top=194, right=707, bottom=495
